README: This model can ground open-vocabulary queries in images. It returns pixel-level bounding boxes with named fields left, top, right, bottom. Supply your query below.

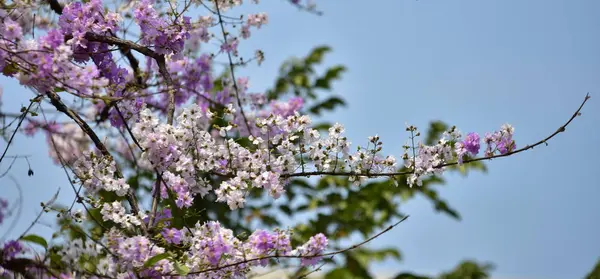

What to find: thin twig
left=0, top=96, right=42, bottom=164
left=214, top=0, right=254, bottom=136
left=18, top=189, right=60, bottom=240
left=40, top=108, right=108, bottom=231
left=0, top=175, right=24, bottom=242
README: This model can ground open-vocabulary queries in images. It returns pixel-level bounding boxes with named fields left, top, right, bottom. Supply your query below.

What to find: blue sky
left=1, top=0, right=599, bottom=278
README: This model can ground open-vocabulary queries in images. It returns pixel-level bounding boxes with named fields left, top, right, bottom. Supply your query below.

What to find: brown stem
left=45, top=91, right=145, bottom=228
left=155, top=55, right=176, bottom=125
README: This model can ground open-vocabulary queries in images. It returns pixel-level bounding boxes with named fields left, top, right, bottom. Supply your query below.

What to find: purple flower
left=454, top=142, right=468, bottom=164
left=206, top=237, right=231, bottom=266
left=175, top=192, right=193, bottom=208
left=161, top=228, right=182, bottom=245
left=274, top=231, right=292, bottom=255
left=2, top=19, right=23, bottom=41
left=250, top=230, right=276, bottom=253
left=463, top=132, right=481, bottom=156
left=134, top=0, right=191, bottom=55
left=2, top=240, right=24, bottom=260
left=299, top=233, right=328, bottom=267
left=40, top=30, right=64, bottom=49
left=497, top=136, right=516, bottom=154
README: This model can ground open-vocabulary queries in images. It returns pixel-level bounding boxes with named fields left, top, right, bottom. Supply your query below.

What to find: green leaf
left=439, top=260, right=494, bottom=279
left=345, top=254, right=372, bottom=278
left=144, top=253, right=171, bottom=268
left=425, top=121, right=449, bottom=145
left=305, top=46, right=331, bottom=65
left=314, top=65, right=346, bottom=89
left=312, top=122, right=333, bottom=131
left=292, top=74, right=309, bottom=87
left=174, top=260, right=190, bottom=276
left=20, top=234, right=48, bottom=249
left=308, top=97, right=346, bottom=116
left=2, top=62, right=19, bottom=76
left=279, top=205, right=293, bottom=216
left=325, top=268, right=354, bottom=279
left=393, top=273, right=430, bottom=279
left=585, top=258, right=600, bottom=279
left=354, top=248, right=401, bottom=264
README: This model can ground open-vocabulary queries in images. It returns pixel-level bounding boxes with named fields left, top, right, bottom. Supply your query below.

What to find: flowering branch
left=45, top=91, right=145, bottom=225
left=0, top=1, right=591, bottom=278
left=282, top=93, right=591, bottom=179
left=165, top=215, right=409, bottom=277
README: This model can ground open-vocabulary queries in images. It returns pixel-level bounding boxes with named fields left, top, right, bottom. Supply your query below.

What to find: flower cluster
left=57, top=238, right=102, bottom=264
left=246, top=229, right=292, bottom=266
left=241, top=13, right=269, bottom=38
left=128, top=103, right=402, bottom=210
left=58, top=0, right=121, bottom=47
left=164, top=55, right=214, bottom=109
left=73, top=152, right=130, bottom=196
left=406, top=124, right=517, bottom=186
left=211, top=0, right=244, bottom=12
left=100, top=201, right=145, bottom=229
left=2, top=240, right=24, bottom=260
left=1, top=1, right=146, bottom=130
left=0, top=1, right=532, bottom=278
left=134, top=0, right=192, bottom=56
left=484, top=124, right=516, bottom=156
left=294, top=233, right=328, bottom=266
left=2, top=27, right=109, bottom=95
left=256, top=96, right=305, bottom=119
left=36, top=219, right=327, bottom=278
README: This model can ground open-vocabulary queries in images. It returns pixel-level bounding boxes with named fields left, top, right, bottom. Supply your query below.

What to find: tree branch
left=163, top=215, right=409, bottom=276
left=214, top=0, right=254, bottom=136
left=45, top=91, right=145, bottom=226
left=47, top=0, right=63, bottom=15
left=84, top=32, right=158, bottom=59
left=0, top=96, right=42, bottom=164
left=281, top=93, right=591, bottom=179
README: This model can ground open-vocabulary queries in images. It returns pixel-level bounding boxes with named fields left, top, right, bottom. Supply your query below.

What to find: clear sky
left=1, top=0, right=599, bottom=278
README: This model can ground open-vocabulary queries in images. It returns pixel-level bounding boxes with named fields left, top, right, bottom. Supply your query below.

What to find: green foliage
left=266, top=45, right=347, bottom=123
left=392, top=260, right=493, bottom=279
left=438, top=260, right=494, bottom=279
left=585, top=259, right=600, bottom=279
left=144, top=253, right=171, bottom=268
left=393, top=273, right=430, bottom=279
left=174, top=260, right=191, bottom=276
left=20, top=234, right=48, bottom=250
